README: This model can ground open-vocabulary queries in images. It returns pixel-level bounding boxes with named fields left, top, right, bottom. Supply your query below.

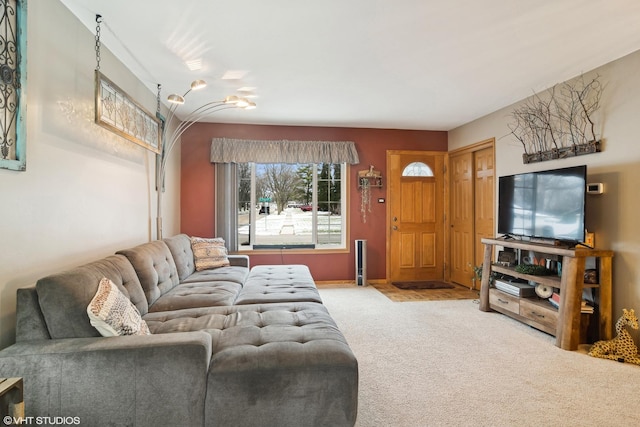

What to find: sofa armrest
left=0, top=331, right=212, bottom=427
left=228, top=254, right=250, bottom=268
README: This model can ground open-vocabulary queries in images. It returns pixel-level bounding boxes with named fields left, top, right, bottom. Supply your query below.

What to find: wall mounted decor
left=507, top=75, right=604, bottom=164
left=94, top=70, right=162, bottom=154
left=0, top=0, right=27, bottom=172
left=92, top=15, right=161, bottom=154
left=358, top=165, right=382, bottom=223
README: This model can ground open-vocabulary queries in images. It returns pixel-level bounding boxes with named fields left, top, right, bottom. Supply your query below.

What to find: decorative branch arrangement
left=507, top=75, right=604, bottom=164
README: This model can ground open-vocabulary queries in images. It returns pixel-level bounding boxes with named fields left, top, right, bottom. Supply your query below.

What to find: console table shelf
left=479, top=237, right=613, bottom=351
left=490, top=264, right=600, bottom=289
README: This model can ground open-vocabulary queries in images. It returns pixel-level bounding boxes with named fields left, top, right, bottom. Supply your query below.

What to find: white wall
left=449, top=49, right=640, bottom=339
left=0, top=1, right=180, bottom=349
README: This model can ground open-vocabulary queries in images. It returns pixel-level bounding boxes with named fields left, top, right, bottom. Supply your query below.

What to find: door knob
left=392, top=226, right=398, bottom=230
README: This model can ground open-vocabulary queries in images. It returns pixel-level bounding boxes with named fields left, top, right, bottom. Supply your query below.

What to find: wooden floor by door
left=387, top=151, right=445, bottom=283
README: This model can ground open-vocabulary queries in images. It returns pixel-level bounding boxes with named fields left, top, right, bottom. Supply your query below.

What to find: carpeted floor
left=318, top=285, right=640, bottom=427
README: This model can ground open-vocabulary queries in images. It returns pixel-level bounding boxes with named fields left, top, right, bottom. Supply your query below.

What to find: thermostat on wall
left=587, top=183, right=604, bottom=194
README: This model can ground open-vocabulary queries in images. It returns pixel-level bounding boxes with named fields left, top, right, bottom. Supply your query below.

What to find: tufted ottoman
left=143, top=302, right=358, bottom=427
left=235, top=264, right=323, bottom=305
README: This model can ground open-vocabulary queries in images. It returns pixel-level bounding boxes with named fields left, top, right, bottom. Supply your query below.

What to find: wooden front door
left=388, top=151, right=445, bottom=283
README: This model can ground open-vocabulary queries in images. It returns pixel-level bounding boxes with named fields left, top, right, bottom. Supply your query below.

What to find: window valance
left=210, top=138, right=360, bottom=164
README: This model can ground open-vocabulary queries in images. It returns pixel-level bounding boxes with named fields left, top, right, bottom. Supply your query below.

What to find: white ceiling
left=60, top=0, right=640, bottom=131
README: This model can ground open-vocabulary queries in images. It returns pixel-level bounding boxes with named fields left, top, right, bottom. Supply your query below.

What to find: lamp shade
left=190, top=80, right=207, bottom=90
left=224, top=95, right=240, bottom=104
left=167, top=94, right=185, bottom=104
left=236, top=98, right=249, bottom=108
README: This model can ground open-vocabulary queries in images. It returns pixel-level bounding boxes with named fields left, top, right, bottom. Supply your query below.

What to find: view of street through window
left=238, top=206, right=342, bottom=246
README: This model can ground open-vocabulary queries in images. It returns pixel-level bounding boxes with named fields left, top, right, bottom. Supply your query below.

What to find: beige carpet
left=318, top=285, right=640, bottom=427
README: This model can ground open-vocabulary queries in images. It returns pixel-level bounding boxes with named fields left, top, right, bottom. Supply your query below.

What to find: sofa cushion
left=143, top=306, right=232, bottom=333
left=147, top=281, right=243, bottom=313
left=163, top=234, right=196, bottom=281
left=181, top=266, right=249, bottom=285
left=36, top=255, right=148, bottom=339
left=117, top=241, right=180, bottom=307
left=87, top=278, right=151, bottom=336
left=191, top=237, right=230, bottom=271
left=15, top=287, right=51, bottom=342
left=143, top=302, right=342, bottom=339
left=235, top=265, right=322, bottom=305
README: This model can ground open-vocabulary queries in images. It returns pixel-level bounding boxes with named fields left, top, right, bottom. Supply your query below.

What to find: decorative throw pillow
left=87, top=278, right=151, bottom=337
left=191, top=236, right=230, bottom=271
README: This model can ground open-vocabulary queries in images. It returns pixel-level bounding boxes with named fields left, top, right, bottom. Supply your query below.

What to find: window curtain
left=215, top=163, right=238, bottom=250
left=210, top=138, right=360, bottom=164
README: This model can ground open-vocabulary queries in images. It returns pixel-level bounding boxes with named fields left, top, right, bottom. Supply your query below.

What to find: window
left=402, top=161, right=433, bottom=177
left=237, top=162, right=346, bottom=249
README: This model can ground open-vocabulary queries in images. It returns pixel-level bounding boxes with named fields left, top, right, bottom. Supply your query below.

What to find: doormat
left=392, top=281, right=455, bottom=290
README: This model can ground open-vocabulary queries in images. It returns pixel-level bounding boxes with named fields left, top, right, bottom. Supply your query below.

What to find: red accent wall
left=181, top=123, right=447, bottom=282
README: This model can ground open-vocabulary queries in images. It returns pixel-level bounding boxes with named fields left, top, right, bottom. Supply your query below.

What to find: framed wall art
left=0, top=0, right=27, bottom=172
left=94, top=70, right=162, bottom=154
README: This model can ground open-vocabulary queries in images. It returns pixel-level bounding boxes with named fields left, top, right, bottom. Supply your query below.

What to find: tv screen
left=498, top=165, right=586, bottom=242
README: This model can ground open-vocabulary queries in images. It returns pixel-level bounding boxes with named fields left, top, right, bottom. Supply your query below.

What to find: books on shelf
left=547, top=292, right=594, bottom=313
left=581, top=300, right=595, bottom=314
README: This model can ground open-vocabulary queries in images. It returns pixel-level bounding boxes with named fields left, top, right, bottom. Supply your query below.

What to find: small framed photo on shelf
left=497, top=250, right=516, bottom=266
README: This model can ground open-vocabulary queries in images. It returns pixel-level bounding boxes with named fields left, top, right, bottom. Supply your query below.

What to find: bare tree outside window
left=236, top=162, right=346, bottom=249
left=259, top=164, right=302, bottom=214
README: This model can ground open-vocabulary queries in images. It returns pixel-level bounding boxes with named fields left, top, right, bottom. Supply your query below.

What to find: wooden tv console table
left=479, top=237, right=613, bottom=351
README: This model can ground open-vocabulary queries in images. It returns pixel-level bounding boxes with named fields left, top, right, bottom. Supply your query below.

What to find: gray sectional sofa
left=0, top=234, right=358, bottom=427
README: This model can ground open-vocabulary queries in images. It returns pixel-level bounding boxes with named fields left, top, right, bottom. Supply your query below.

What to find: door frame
left=385, top=149, right=449, bottom=283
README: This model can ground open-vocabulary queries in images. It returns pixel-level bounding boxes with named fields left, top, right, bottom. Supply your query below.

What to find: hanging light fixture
left=156, top=81, right=256, bottom=239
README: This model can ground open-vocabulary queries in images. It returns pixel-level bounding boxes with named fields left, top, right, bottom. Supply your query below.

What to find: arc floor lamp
left=156, top=81, right=256, bottom=239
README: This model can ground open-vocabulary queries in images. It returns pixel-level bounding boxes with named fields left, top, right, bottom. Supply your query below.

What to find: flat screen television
left=498, top=165, right=587, bottom=243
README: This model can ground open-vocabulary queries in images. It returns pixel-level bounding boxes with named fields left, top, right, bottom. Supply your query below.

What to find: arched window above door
left=402, top=162, right=433, bottom=177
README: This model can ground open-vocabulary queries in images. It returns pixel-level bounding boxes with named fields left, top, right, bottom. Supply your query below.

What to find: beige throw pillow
left=191, top=236, right=230, bottom=271
left=87, top=278, right=151, bottom=336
